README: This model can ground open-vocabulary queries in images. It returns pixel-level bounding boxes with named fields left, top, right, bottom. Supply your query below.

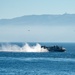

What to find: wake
left=0, top=43, right=48, bottom=52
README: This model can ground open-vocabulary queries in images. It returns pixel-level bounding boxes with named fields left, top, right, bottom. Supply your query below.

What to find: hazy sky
left=0, top=0, right=75, bottom=42
left=0, top=0, right=75, bottom=19
left=0, top=25, right=75, bottom=42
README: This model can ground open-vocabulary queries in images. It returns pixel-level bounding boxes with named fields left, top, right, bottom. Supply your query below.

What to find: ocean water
left=0, top=42, right=75, bottom=75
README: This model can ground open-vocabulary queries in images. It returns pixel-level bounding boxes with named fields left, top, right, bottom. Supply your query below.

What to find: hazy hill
left=0, top=14, right=75, bottom=25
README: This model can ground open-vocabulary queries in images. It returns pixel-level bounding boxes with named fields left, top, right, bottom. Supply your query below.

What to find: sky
left=0, top=25, right=75, bottom=42
left=0, top=0, right=75, bottom=42
left=0, top=0, right=75, bottom=19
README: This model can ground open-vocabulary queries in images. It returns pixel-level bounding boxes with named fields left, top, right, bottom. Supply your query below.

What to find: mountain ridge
left=0, top=14, right=75, bottom=25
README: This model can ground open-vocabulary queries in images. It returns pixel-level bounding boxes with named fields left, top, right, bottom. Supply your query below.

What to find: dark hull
left=41, top=46, right=66, bottom=52
left=48, top=49, right=65, bottom=52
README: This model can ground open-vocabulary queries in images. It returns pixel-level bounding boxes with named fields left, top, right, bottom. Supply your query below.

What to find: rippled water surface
left=0, top=43, right=75, bottom=75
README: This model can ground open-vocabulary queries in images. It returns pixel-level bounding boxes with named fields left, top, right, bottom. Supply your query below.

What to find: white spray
left=0, top=43, right=48, bottom=52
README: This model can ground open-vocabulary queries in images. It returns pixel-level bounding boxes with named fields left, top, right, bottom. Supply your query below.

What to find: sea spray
left=0, top=43, right=48, bottom=52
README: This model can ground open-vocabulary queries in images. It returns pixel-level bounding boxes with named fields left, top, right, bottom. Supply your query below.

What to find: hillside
left=0, top=14, right=75, bottom=25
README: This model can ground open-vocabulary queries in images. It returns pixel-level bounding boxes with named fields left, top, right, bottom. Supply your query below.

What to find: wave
left=0, top=57, right=75, bottom=62
left=0, top=43, right=48, bottom=52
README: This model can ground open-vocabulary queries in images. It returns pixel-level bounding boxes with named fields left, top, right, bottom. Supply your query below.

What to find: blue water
left=0, top=42, right=75, bottom=75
